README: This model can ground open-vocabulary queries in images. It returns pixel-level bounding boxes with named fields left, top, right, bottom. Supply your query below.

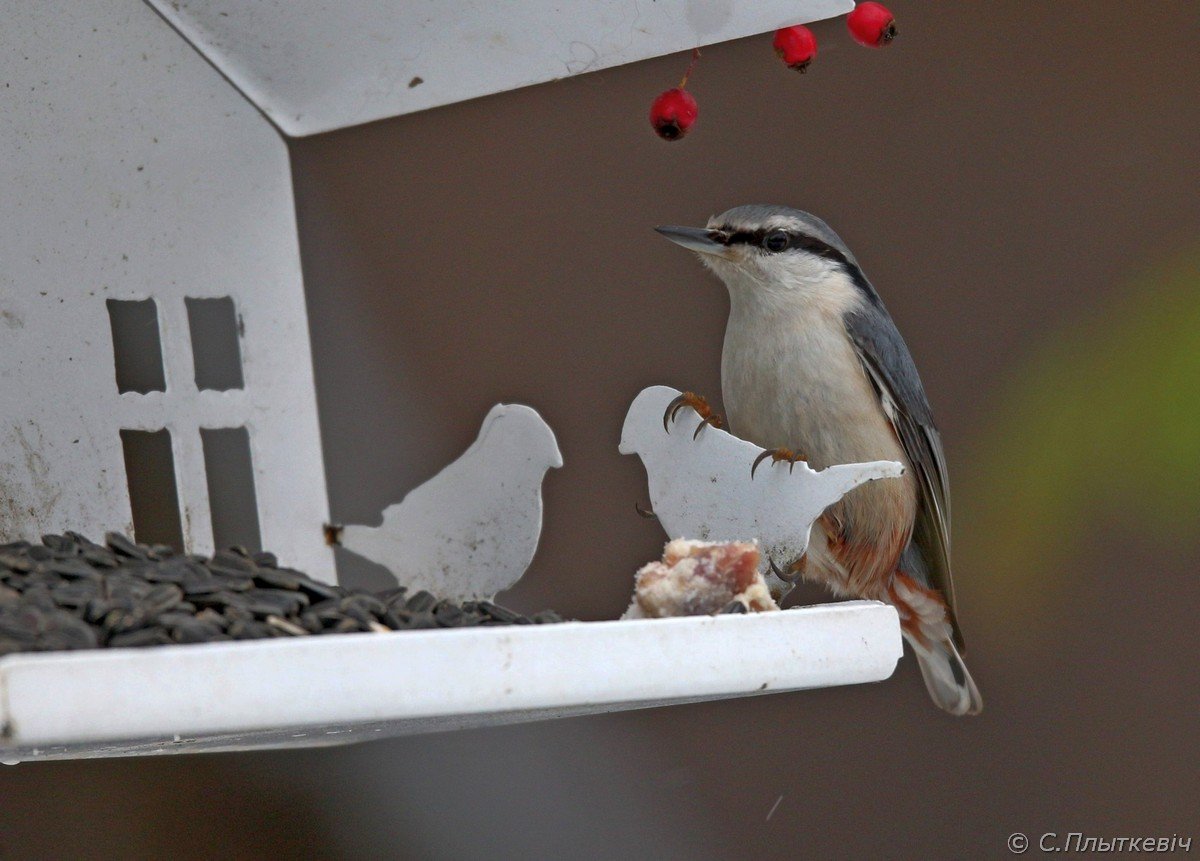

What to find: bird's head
left=480, top=404, right=564, bottom=472
left=656, top=205, right=867, bottom=312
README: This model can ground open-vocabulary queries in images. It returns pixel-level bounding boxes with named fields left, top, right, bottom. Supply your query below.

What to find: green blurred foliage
left=959, top=249, right=1200, bottom=606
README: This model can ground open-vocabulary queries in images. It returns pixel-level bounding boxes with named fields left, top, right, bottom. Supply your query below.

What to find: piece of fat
left=622, top=539, right=781, bottom=620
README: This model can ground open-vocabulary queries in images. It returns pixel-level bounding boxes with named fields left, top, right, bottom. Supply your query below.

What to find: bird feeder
left=0, top=0, right=901, bottom=763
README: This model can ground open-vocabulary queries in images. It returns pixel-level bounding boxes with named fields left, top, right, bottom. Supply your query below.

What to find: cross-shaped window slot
left=109, top=296, right=258, bottom=552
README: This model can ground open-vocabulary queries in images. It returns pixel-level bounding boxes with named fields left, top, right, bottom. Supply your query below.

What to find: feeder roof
left=147, top=0, right=853, bottom=136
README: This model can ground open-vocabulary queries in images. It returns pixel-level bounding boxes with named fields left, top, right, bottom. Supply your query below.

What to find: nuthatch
left=656, top=205, right=982, bottom=716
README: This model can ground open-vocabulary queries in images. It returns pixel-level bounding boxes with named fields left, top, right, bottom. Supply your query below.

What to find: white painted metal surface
left=0, top=601, right=901, bottom=762
left=0, top=2, right=905, bottom=762
left=146, top=0, right=854, bottom=136
left=340, top=404, right=562, bottom=600
left=621, top=386, right=904, bottom=579
left=0, top=1, right=334, bottom=579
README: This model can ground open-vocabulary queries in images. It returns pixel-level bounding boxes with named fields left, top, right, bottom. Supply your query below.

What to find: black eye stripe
left=711, top=227, right=845, bottom=261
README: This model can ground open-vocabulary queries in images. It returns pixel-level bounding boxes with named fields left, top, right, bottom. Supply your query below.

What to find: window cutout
left=186, top=297, right=245, bottom=391
left=106, top=299, right=166, bottom=393
left=201, top=427, right=262, bottom=553
left=120, top=429, right=184, bottom=550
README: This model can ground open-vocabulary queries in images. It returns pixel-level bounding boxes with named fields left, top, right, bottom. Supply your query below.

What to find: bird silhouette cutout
left=339, top=404, right=562, bottom=601
left=620, top=386, right=904, bottom=590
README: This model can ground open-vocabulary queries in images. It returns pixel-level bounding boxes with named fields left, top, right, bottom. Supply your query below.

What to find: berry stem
left=678, top=47, right=701, bottom=89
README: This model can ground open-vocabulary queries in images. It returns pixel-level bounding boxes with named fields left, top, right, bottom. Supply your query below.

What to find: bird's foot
left=750, top=447, right=807, bottom=478
left=634, top=501, right=657, bottom=519
left=663, top=391, right=724, bottom=440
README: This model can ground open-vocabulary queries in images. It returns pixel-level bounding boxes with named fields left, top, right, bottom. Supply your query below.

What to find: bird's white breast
left=720, top=272, right=906, bottom=472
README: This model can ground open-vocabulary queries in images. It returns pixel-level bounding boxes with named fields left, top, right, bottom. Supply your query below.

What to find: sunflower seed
left=82, top=547, right=120, bottom=568
left=266, top=615, right=308, bottom=637
left=478, top=601, right=520, bottom=624
left=244, top=589, right=308, bottom=618
left=252, top=567, right=301, bottom=591
left=293, top=573, right=340, bottom=602
left=44, top=557, right=100, bottom=579
left=51, top=580, right=99, bottom=609
left=227, top=619, right=275, bottom=639
left=211, top=550, right=255, bottom=572
left=434, top=603, right=464, bottom=627
left=171, top=618, right=227, bottom=643
left=406, top=590, right=436, bottom=613
left=109, top=627, right=173, bottom=648
left=48, top=614, right=100, bottom=649
left=377, top=586, right=409, bottom=608
left=41, top=534, right=78, bottom=556
left=0, top=553, right=33, bottom=573
left=105, top=532, right=148, bottom=559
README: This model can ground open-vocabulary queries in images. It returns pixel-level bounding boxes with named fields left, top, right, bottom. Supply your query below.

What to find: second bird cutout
left=621, top=385, right=904, bottom=593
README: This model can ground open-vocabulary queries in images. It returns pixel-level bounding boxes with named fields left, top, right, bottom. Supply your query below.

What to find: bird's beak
left=655, top=225, right=727, bottom=256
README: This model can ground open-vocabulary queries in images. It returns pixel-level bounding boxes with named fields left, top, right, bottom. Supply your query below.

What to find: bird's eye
left=763, top=230, right=791, bottom=252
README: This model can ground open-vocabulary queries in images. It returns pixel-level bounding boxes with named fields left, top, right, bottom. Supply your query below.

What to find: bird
left=655, top=205, right=982, bottom=715
left=336, top=404, right=562, bottom=601
left=620, top=384, right=905, bottom=585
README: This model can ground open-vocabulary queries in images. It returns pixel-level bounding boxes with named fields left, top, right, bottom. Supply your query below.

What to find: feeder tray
left=1, top=602, right=899, bottom=762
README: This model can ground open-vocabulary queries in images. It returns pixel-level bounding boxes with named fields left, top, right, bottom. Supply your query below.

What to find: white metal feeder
left=0, top=0, right=901, bottom=763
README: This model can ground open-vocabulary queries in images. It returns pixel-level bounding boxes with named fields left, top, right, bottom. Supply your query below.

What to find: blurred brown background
left=3, top=2, right=1198, bottom=858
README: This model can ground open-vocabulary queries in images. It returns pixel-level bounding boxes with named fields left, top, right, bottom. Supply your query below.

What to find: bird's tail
left=905, top=633, right=983, bottom=716
left=888, top=571, right=982, bottom=715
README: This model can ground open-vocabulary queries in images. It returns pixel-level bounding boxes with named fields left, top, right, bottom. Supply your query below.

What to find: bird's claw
left=691, top=414, right=721, bottom=441
left=663, top=393, right=692, bottom=431
left=750, top=447, right=805, bottom=479
left=635, top=501, right=657, bottom=519
left=767, top=556, right=805, bottom=584
left=663, top=391, right=723, bottom=438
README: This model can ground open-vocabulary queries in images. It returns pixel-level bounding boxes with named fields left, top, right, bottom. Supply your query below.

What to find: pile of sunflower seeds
left=0, top=532, right=564, bottom=658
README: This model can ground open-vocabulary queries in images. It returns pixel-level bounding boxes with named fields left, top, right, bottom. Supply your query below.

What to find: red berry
left=847, top=2, right=897, bottom=47
left=650, top=88, right=698, bottom=141
left=773, top=26, right=817, bottom=72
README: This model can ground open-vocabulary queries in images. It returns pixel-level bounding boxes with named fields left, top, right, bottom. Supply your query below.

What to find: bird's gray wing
left=844, top=297, right=964, bottom=650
